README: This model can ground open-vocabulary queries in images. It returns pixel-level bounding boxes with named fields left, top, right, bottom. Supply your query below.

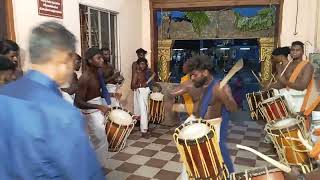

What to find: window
left=79, top=5, right=118, bottom=68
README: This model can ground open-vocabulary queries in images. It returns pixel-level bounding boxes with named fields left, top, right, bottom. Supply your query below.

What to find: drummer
left=266, top=42, right=315, bottom=125
left=171, top=56, right=238, bottom=173
left=101, top=47, right=123, bottom=107
left=131, top=58, right=155, bottom=138
left=74, top=47, right=110, bottom=167
left=263, top=47, right=290, bottom=89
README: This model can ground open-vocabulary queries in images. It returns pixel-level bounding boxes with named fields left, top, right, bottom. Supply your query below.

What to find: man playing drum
left=101, top=48, right=123, bottom=107
left=171, top=56, right=238, bottom=173
left=266, top=41, right=315, bottom=127
left=131, top=58, right=155, bottom=138
left=75, top=47, right=110, bottom=167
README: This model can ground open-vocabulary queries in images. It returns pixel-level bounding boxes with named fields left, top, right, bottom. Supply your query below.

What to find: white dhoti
left=61, top=91, right=75, bottom=105
left=276, top=89, right=306, bottom=113
left=134, top=88, right=150, bottom=132
left=82, top=97, right=108, bottom=167
left=106, top=84, right=120, bottom=107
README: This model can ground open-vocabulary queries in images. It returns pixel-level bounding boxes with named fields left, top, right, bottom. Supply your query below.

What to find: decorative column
left=259, top=38, right=275, bottom=83
left=157, top=40, right=173, bottom=82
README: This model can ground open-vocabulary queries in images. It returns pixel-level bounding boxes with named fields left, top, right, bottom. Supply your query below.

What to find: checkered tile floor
left=103, top=115, right=276, bottom=180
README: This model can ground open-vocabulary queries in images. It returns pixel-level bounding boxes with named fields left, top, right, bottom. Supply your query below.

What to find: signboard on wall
left=38, top=0, right=63, bottom=19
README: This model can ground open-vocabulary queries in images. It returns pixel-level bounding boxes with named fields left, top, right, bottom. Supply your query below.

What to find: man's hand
left=276, top=74, right=287, bottom=86
left=115, top=92, right=122, bottom=100
left=98, top=105, right=111, bottom=115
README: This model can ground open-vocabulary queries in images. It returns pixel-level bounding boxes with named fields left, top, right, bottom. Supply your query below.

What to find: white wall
left=12, top=0, right=144, bottom=111
left=281, top=0, right=318, bottom=55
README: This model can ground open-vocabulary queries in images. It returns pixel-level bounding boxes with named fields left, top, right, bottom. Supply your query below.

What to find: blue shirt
left=0, top=70, right=105, bottom=180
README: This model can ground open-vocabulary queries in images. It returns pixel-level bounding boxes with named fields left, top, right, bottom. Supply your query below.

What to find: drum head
left=178, top=123, right=210, bottom=140
left=150, top=92, right=164, bottom=101
left=261, top=95, right=282, bottom=104
left=109, top=109, right=133, bottom=125
left=270, top=118, right=298, bottom=129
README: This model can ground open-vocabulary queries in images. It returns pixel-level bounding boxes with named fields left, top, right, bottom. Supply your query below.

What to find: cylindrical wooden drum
left=230, top=166, right=284, bottom=180
left=173, top=120, right=228, bottom=179
left=105, top=107, right=136, bottom=152
left=246, top=89, right=275, bottom=121
left=148, top=92, right=164, bottom=124
left=265, top=117, right=312, bottom=165
left=259, top=96, right=291, bottom=122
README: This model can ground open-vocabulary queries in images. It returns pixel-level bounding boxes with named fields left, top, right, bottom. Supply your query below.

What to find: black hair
left=74, top=53, right=81, bottom=60
left=136, top=48, right=147, bottom=54
left=291, top=41, right=304, bottom=51
left=85, top=47, right=101, bottom=64
left=0, top=40, right=20, bottom=55
left=101, top=47, right=110, bottom=52
left=0, top=55, right=16, bottom=70
left=137, top=57, right=148, bottom=65
left=272, top=47, right=290, bottom=56
left=187, top=55, right=213, bottom=74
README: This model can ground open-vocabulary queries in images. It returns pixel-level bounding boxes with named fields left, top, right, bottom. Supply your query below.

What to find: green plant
left=184, top=12, right=210, bottom=35
left=234, top=8, right=276, bottom=31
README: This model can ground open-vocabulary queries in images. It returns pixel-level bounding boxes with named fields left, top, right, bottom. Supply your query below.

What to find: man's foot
left=141, top=132, right=150, bottom=139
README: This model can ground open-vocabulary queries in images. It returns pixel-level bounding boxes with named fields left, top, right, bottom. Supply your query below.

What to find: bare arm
left=104, top=64, right=121, bottom=83
left=277, top=63, right=314, bottom=91
left=61, top=73, right=78, bottom=95
left=218, top=84, right=238, bottom=112
left=170, top=80, right=195, bottom=97
left=74, top=75, right=101, bottom=110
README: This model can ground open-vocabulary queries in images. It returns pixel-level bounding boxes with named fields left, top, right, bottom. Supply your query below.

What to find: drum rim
left=231, top=166, right=283, bottom=179
left=107, top=106, right=134, bottom=126
left=267, top=118, right=301, bottom=130
left=175, top=120, right=215, bottom=145
left=261, top=95, right=284, bottom=104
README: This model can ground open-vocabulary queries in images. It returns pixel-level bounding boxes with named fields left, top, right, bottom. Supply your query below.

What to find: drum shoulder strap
left=200, top=79, right=219, bottom=118
left=288, top=61, right=308, bottom=83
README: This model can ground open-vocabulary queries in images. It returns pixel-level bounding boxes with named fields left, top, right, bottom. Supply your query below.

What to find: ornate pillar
left=259, top=38, right=275, bottom=83
left=157, top=40, right=173, bottom=82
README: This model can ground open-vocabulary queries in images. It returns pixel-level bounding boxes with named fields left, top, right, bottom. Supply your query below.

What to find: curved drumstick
left=146, top=72, right=156, bottom=84
left=251, top=70, right=261, bottom=84
left=236, top=144, right=291, bottom=173
left=219, top=59, right=243, bottom=89
left=297, top=130, right=313, bottom=151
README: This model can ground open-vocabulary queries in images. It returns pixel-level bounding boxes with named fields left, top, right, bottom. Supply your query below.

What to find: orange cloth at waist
left=181, top=75, right=194, bottom=115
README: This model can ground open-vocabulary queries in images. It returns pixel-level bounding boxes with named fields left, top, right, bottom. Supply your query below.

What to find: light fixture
left=220, top=48, right=230, bottom=50
left=240, top=47, right=250, bottom=50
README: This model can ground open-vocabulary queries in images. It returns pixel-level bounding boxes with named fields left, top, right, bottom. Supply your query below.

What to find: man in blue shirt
left=0, top=21, right=105, bottom=179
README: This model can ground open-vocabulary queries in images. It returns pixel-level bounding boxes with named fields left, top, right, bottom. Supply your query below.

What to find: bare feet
left=141, top=132, right=150, bottom=139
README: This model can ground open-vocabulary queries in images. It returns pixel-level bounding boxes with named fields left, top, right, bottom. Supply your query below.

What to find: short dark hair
left=0, top=55, right=16, bottom=71
left=0, top=40, right=20, bottom=55
left=291, top=41, right=304, bottom=51
left=85, top=47, right=101, bottom=64
left=74, top=53, right=81, bottom=60
left=137, top=57, right=148, bottom=65
left=187, top=55, right=213, bottom=74
left=272, top=47, right=290, bottom=56
left=29, top=21, right=76, bottom=64
left=101, top=47, right=110, bottom=52
left=136, top=48, right=147, bottom=54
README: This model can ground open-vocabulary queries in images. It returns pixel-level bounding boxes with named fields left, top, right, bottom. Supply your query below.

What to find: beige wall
left=12, top=0, right=145, bottom=111
left=281, top=0, right=318, bottom=56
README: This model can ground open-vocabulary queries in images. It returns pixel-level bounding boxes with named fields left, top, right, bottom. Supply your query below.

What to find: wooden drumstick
left=146, top=72, right=156, bottom=84
left=297, top=130, right=313, bottom=151
left=219, top=59, right=244, bottom=89
left=236, top=144, right=291, bottom=173
left=251, top=70, right=261, bottom=83
left=280, top=60, right=292, bottom=77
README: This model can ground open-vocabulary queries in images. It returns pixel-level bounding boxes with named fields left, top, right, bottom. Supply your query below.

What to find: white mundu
left=275, top=88, right=306, bottom=113
left=106, top=84, right=120, bottom=107
left=81, top=97, right=108, bottom=167
left=134, top=87, right=150, bottom=132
